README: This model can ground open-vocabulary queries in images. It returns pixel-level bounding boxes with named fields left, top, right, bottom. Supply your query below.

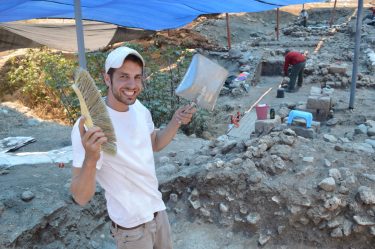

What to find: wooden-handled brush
left=72, top=69, right=117, bottom=155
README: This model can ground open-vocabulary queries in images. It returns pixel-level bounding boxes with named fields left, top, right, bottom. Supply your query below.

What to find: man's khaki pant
left=110, top=210, right=173, bottom=249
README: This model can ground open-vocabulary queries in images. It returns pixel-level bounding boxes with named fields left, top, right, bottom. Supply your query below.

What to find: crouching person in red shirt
left=283, top=49, right=306, bottom=93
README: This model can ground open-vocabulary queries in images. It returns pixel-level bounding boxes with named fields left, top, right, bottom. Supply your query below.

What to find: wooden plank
left=227, top=87, right=273, bottom=138
left=227, top=110, right=257, bottom=139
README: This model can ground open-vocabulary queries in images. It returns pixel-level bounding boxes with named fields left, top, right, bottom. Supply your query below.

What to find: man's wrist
left=83, top=156, right=98, bottom=168
left=172, top=117, right=182, bottom=128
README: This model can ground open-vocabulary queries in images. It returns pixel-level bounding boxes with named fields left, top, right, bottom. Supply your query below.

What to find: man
left=299, top=9, right=308, bottom=27
left=363, top=7, right=375, bottom=26
left=283, top=49, right=306, bottom=93
left=70, top=46, right=196, bottom=249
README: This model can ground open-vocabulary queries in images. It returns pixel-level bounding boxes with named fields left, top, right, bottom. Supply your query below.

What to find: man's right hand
left=79, top=117, right=107, bottom=163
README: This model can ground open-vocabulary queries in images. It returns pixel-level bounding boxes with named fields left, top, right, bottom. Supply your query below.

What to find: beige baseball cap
left=105, top=46, right=145, bottom=73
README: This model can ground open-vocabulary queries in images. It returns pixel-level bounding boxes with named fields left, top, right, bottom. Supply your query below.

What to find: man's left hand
left=173, top=104, right=197, bottom=125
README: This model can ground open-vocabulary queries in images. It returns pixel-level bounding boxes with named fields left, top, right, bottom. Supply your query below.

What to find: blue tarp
left=0, top=0, right=326, bottom=30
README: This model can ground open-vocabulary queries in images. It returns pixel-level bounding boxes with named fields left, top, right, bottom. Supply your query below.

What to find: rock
left=0, top=169, right=10, bottom=175
left=191, top=155, right=211, bottom=165
left=200, top=208, right=211, bottom=217
left=366, top=120, right=375, bottom=128
left=353, top=215, right=375, bottom=226
left=278, top=226, right=285, bottom=235
left=324, top=159, right=332, bottom=167
left=354, top=124, right=368, bottom=135
left=168, top=151, right=177, bottom=157
left=169, top=193, right=178, bottom=202
left=21, top=190, right=35, bottom=202
left=289, top=126, right=316, bottom=139
left=323, top=134, right=338, bottom=143
left=362, top=174, right=375, bottom=182
left=331, top=227, right=343, bottom=238
left=324, top=196, right=341, bottom=211
left=90, top=240, right=100, bottom=249
left=306, top=95, right=331, bottom=111
left=228, top=49, right=242, bottom=59
left=219, top=203, right=229, bottom=213
left=283, top=128, right=296, bottom=136
left=299, top=217, right=309, bottom=225
left=254, top=116, right=282, bottom=135
left=329, top=168, right=342, bottom=181
left=269, top=144, right=292, bottom=161
left=248, top=171, right=263, bottom=184
left=215, top=160, right=225, bottom=168
left=290, top=205, right=301, bottom=215
left=328, top=64, right=347, bottom=74
left=188, top=189, right=201, bottom=209
left=368, top=127, right=375, bottom=137
left=271, top=196, right=281, bottom=204
left=277, top=107, right=290, bottom=119
left=339, top=185, right=349, bottom=195
left=259, top=155, right=286, bottom=175
left=258, top=233, right=271, bottom=246
left=303, top=157, right=314, bottom=163
left=326, top=118, right=338, bottom=126
left=339, top=137, right=350, bottom=143
left=365, top=139, right=375, bottom=148
left=27, top=119, right=40, bottom=126
left=0, top=202, right=4, bottom=216
left=221, top=140, right=237, bottom=154
left=159, top=156, right=170, bottom=164
left=334, top=143, right=351, bottom=152
left=156, top=164, right=177, bottom=176
left=342, top=219, right=353, bottom=236
left=232, top=158, right=242, bottom=165
left=370, top=226, right=375, bottom=236
left=319, top=177, right=336, bottom=192
left=357, top=186, right=375, bottom=205
left=353, top=115, right=367, bottom=125
left=353, top=143, right=374, bottom=154
left=327, top=219, right=341, bottom=228
left=246, top=212, right=261, bottom=225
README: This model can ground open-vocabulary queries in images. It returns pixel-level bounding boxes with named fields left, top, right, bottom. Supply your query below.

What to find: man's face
left=105, top=60, right=143, bottom=111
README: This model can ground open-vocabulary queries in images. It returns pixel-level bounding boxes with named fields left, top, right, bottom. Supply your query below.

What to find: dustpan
left=175, top=54, right=228, bottom=111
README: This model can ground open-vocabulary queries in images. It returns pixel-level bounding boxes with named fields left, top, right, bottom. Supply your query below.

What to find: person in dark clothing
left=283, top=49, right=306, bottom=93
left=363, top=7, right=375, bottom=26
left=299, top=9, right=308, bottom=27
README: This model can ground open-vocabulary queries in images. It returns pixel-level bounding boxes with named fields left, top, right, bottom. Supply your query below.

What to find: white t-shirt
left=71, top=99, right=166, bottom=228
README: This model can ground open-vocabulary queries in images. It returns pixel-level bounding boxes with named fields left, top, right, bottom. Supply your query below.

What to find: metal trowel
left=175, top=54, right=229, bottom=111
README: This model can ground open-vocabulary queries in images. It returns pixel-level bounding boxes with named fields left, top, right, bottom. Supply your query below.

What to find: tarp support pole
left=349, top=0, right=363, bottom=109
left=329, top=0, right=338, bottom=28
left=226, top=13, right=231, bottom=50
left=74, top=0, right=87, bottom=69
left=276, top=8, right=280, bottom=41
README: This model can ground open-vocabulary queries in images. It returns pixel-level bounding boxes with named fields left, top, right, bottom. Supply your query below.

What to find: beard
left=109, top=84, right=139, bottom=106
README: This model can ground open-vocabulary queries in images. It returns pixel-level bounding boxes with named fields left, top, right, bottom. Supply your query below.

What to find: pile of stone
left=282, top=24, right=339, bottom=38
left=160, top=128, right=375, bottom=247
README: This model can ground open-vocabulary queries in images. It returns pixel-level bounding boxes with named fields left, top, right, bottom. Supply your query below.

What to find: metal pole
left=74, top=0, right=87, bottom=69
left=349, top=0, right=363, bottom=109
left=226, top=13, right=231, bottom=50
left=329, top=0, right=338, bottom=28
left=276, top=8, right=280, bottom=41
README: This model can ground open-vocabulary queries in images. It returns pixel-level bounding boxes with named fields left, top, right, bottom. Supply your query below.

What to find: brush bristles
left=74, top=69, right=117, bottom=155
